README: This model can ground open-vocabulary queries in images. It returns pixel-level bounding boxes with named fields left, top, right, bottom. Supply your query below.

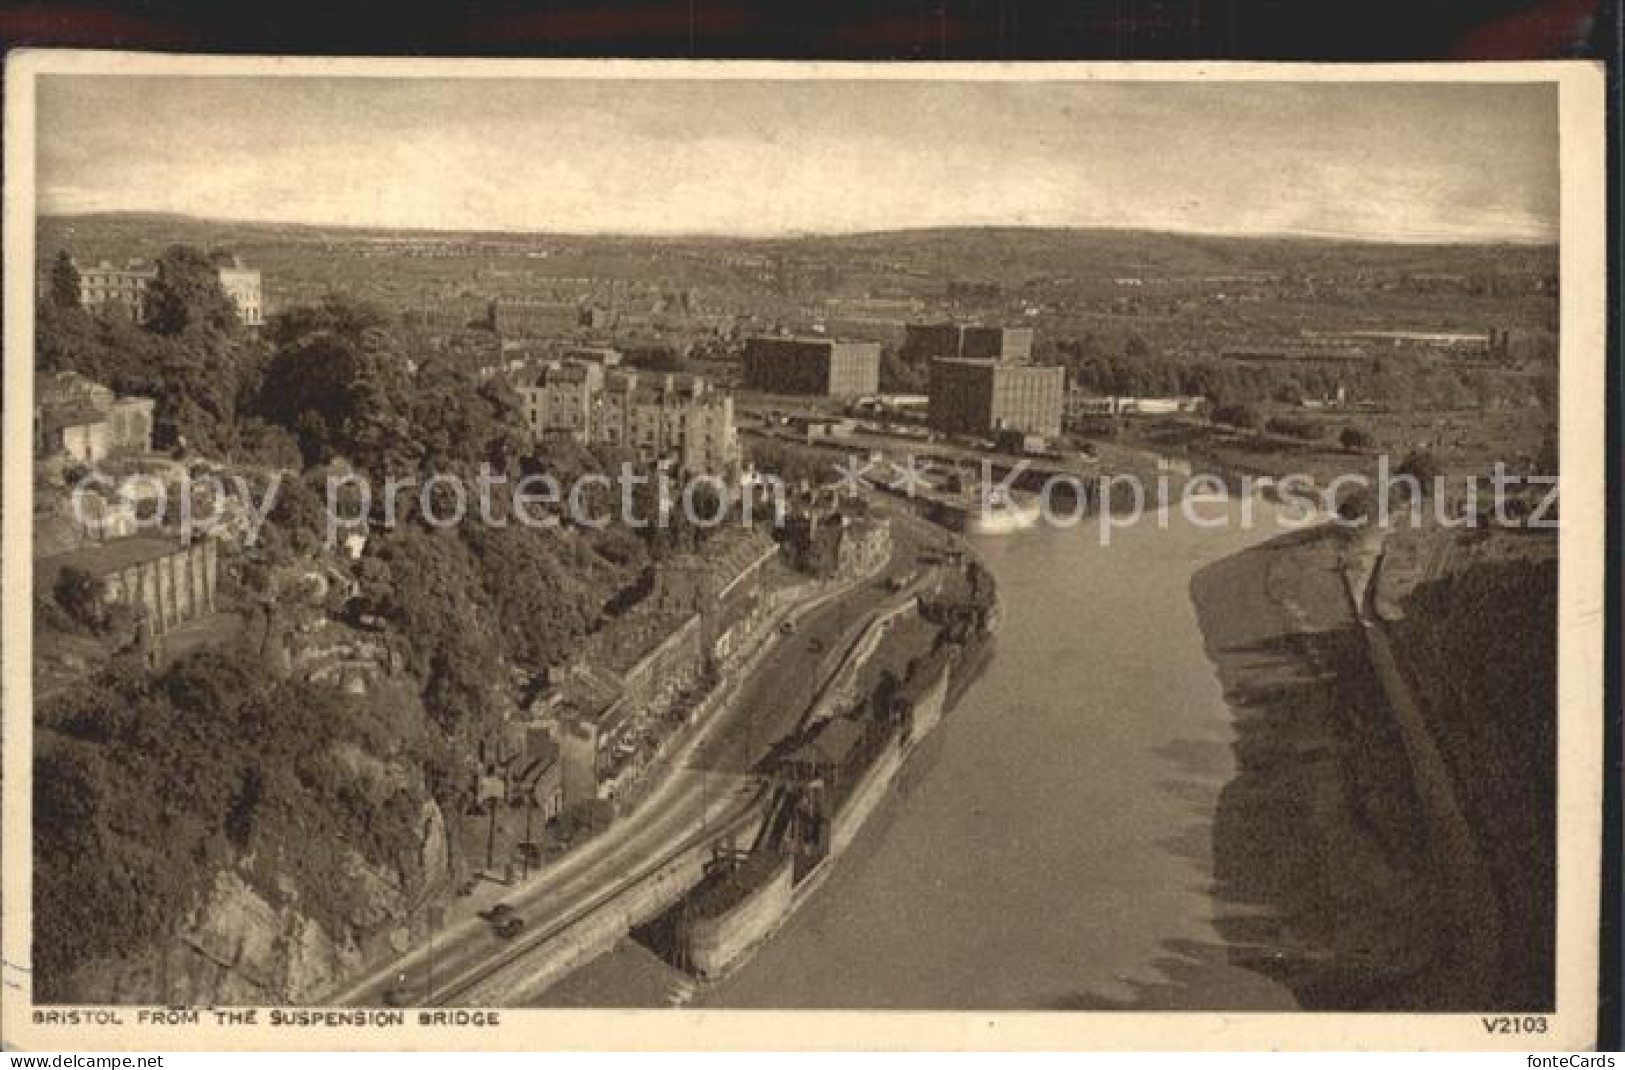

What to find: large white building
left=74, top=260, right=157, bottom=322
left=215, top=257, right=264, bottom=327
left=63, top=255, right=263, bottom=328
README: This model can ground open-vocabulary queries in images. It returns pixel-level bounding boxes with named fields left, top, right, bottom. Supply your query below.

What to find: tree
left=52, top=567, right=107, bottom=633
left=233, top=418, right=303, bottom=470
left=1270, top=380, right=1305, bottom=406
left=1339, top=426, right=1375, bottom=452
left=1265, top=415, right=1325, bottom=441
left=465, top=526, right=600, bottom=668
left=1335, top=483, right=1374, bottom=523
left=266, top=293, right=389, bottom=349
left=1211, top=402, right=1261, bottom=431
left=144, top=245, right=239, bottom=337
left=1396, top=448, right=1442, bottom=489
left=879, top=347, right=928, bottom=393
left=35, top=294, right=240, bottom=452
left=32, top=644, right=441, bottom=999
left=621, top=345, right=687, bottom=374
left=50, top=251, right=81, bottom=310
left=1535, top=428, right=1559, bottom=476
left=259, top=471, right=329, bottom=560
left=368, top=529, right=502, bottom=733
left=258, top=330, right=376, bottom=466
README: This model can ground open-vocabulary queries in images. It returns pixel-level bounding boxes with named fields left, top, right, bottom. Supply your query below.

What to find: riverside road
left=330, top=498, right=939, bottom=1006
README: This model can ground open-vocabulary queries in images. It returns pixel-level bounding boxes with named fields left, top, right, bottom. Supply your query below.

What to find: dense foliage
left=1265, top=415, right=1326, bottom=441
left=1394, top=553, right=1557, bottom=1004
left=34, top=649, right=433, bottom=999
left=1339, top=426, right=1375, bottom=452
left=1210, top=402, right=1262, bottom=431
left=33, top=256, right=673, bottom=994
left=49, top=251, right=80, bottom=310
left=37, top=298, right=248, bottom=455
left=145, top=246, right=243, bottom=338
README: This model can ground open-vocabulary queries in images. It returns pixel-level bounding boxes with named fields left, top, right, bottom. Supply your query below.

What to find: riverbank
left=1190, top=522, right=1461, bottom=1008
left=537, top=637, right=987, bottom=1009
left=684, top=506, right=1305, bottom=1009
left=530, top=539, right=996, bottom=1005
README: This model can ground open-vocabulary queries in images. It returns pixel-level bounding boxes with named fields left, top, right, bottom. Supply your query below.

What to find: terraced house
left=516, top=361, right=741, bottom=480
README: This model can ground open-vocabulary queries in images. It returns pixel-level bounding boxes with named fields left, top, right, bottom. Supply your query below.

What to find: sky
left=36, top=75, right=1559, bottom=242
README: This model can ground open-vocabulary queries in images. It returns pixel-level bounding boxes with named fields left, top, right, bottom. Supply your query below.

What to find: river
left=697, top=497, right=1303, bottom=1010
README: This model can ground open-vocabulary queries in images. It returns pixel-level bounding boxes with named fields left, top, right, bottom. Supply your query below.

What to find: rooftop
left=549, top=666, right=623, bottom=726
left=896, top=647, right=955, bottom=706
left=40, top=403, right=108, bottom=433
left=585, top=608, right=696, bottom=676
left=81, top=259, right=155, bottom=275
left=784, top=717, right=867, bottom=770
left=517, top=729, right=561, bottom=779
left=748, top=335, right=874, bottom=349
left=539, top=363, right=595, bottom=384
left=665, top=528, right=778, bottom=593
left=562, top=347, right=622, bottom=363
left=38, top=536, right=189, bottom=583
left=931, top=356, right=1056, bottom=371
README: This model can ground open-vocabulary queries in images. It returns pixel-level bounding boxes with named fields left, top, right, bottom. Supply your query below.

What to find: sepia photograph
left=0, top=53, right=1608, bottom=1050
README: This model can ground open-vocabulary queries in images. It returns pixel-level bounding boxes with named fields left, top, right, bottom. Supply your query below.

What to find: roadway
left=330, top=504, right=943, bottom=1006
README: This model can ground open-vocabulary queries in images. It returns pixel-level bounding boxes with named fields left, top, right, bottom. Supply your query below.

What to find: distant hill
left=784, top=225, right=1558, bottom=281
left=38, top=212, right=1557, bottom=285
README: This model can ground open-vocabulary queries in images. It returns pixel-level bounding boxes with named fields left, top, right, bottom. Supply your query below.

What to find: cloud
left=35, top=76, right=1559, bottom=241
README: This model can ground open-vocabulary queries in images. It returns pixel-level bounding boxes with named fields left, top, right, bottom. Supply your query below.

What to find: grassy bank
left=1192, top=521, right=1559, bottom=1010
left=1191, top=525, right=1454, bottom=1008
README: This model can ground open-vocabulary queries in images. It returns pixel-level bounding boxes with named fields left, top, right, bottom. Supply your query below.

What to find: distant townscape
left=31, top=213, right=1558, bottom=1014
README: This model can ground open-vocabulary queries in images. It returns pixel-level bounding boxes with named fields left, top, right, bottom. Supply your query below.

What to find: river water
left=699, top=498, right=1302, bottom=1010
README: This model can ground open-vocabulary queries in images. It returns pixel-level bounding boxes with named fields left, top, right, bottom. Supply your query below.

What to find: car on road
left=779, top=619, right=796, bottom=636
left=494, top=915, right=525, bottom=940
left=384, top=972, right=413, bottom=1007
left=479, top=903, right=515, bottom=924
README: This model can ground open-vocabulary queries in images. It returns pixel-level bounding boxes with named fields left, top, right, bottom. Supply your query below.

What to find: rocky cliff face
left=62, top=798, right=453, bottom=1004
left=283, top=617, right=407, bottom=695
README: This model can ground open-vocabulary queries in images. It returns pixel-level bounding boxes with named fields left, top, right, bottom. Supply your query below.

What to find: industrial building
left=928, top=358, right=1065, bottom=439
left=742, top=336, right=881, bottom=397
left=37, top=536, right=219, bottom=636
left=903, top=323, right=1034, bottom=363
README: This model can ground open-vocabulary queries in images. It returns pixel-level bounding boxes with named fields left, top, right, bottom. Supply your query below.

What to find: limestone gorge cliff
left=33, top=640, right=465, bottom=1004
left=77, top=793, right=451, bottom=1005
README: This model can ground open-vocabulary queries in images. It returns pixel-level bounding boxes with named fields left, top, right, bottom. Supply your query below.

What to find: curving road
left=330, top=506, right=938, bottom=1006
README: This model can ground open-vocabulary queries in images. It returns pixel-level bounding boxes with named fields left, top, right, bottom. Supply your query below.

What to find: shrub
left=1335, top=484, right=1374, bottom=523
left=1265, top=415, right=1326, bottom=441
left=52, top=567, right=107, bottom=634
left=1210, top=402, right=1261, bottom=430
left=1339, top=426, right=1375, bottom=452
left=1397, top=448, right=1442, bottom=488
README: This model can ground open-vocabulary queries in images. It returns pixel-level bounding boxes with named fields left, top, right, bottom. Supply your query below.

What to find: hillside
left=38, top=213, right=1558, bottom=284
